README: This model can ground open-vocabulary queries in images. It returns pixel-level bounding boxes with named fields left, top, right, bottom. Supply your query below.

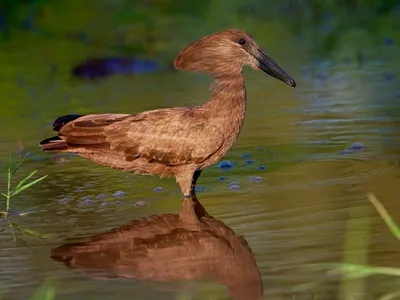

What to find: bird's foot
left=183, top=193, right=209, bottom=218
left=179, top=195, right=202, bottom=231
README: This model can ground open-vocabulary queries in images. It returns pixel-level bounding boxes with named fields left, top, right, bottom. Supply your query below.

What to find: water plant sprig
left=1, top=156, right=47, bottom=218
left=295, top=193, right=400, bottom=300
left=0, top=155, right=49, bottom=244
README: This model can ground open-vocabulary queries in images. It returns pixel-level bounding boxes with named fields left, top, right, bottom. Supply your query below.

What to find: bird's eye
left=238, top=38, right=246, bottom=46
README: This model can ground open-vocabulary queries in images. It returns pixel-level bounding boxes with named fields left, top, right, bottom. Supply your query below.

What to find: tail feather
left=40, top=114, right=85, bottom=152
left=40, top=113, right=118, bottom=152
left=58, top=134, right=107, bottom=145
left=40, top=136, right=68, bottom=151
left=53, top=114, right=83, bottom=131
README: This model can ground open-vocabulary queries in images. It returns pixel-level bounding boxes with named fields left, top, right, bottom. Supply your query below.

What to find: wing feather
left=58, top=109, right=223, bottom=166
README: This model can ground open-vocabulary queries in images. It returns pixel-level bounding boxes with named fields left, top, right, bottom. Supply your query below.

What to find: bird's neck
left=203, top=74, right=247, bottom=134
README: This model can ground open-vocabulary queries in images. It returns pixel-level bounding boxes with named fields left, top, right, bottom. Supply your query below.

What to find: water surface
left=0, top=7, right=400, bottom=300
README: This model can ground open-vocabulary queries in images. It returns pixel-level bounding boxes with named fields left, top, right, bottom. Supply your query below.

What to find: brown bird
left=40, top=29, right=296, bottom=207
left=51, top=198, right=263, bottom=300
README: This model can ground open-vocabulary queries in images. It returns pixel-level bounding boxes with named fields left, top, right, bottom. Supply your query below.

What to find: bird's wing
left=59, top=109, right=224, bottom=165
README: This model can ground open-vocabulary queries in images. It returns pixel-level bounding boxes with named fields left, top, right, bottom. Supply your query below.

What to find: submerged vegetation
left=296, top=193, right=400, bottom=299
left=336, top=193, right=400, bottom=299
left=0, top=279, right=56, bottom=300
left=0, top=155, right=55, bottom=299
left=0, top=155, right=49, bottom=246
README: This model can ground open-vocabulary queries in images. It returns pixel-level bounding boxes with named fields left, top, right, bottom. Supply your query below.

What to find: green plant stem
left=7, top=218, right=17, bottom=243
left=367, top=193, right=400, bottom=241
left=324, top=263, right=400, bottom=277
left=1, top=156, right=48, bottom=244
left=6, top=168, right=11, bottom=215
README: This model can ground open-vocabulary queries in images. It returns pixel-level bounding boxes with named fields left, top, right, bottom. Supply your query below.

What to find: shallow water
left=1, top=12, right=400, bottom=300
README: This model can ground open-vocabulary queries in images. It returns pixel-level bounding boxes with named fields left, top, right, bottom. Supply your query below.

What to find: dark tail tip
left=40, top=136, right=62, bottom=146
left=53, top=114, right=83, bottom=131
left=40, top=136, right=68, bottom=151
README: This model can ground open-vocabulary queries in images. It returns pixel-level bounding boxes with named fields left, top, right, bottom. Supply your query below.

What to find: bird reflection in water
left=51, top=198, right=263, bottom=300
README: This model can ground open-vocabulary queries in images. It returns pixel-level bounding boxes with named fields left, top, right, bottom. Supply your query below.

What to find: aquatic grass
left=367, top=193, right=400, bottom=241
left=0, top=155, right=49, bottom=244
left=296, top=193, right=400, bottom=299
left=1, top=155, right=47, bottom=217
left=0, top=279, right=56, bottom=300
left=31, top=280, right=57, bottom=300
left=1, top=165, right=44, bottom=216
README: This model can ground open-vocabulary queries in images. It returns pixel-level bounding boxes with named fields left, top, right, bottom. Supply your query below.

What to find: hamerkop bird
left=40, top=29, right=296, bottom=206
left=51, top=198, right=263, bottom=300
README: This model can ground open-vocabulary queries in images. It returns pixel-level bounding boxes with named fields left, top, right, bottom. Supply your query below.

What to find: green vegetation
left=297, top=193, right=400, bottom=299
left=0, top=156, right=55, bottom=299
left=0, top=279, right=56, bottom=300
left=368, top=193, right=400, bottom=241
left=0, top=155, right=49, bottom=246
left=335, top=193, right=400, bottom=300
left=30, top=280, right=57, bottom=300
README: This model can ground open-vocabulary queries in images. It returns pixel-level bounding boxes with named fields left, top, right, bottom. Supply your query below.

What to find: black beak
left=254, top=49, right=296, bottom=87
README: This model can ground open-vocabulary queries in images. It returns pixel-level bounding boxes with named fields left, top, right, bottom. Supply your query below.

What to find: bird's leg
left=178, top=170, right=201, bottom=198
left=190, top=170, right=209, bottom=218
left=190, top=170, right=202, bottom=195
left=176, top=172, right=194, bottom=200
left=177, top=170, right=208, bottom=227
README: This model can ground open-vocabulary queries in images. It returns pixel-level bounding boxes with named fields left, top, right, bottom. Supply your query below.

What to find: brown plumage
left=40, top=29, right=296, bottom=205
left=50, top=197, right=263, bottom=300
